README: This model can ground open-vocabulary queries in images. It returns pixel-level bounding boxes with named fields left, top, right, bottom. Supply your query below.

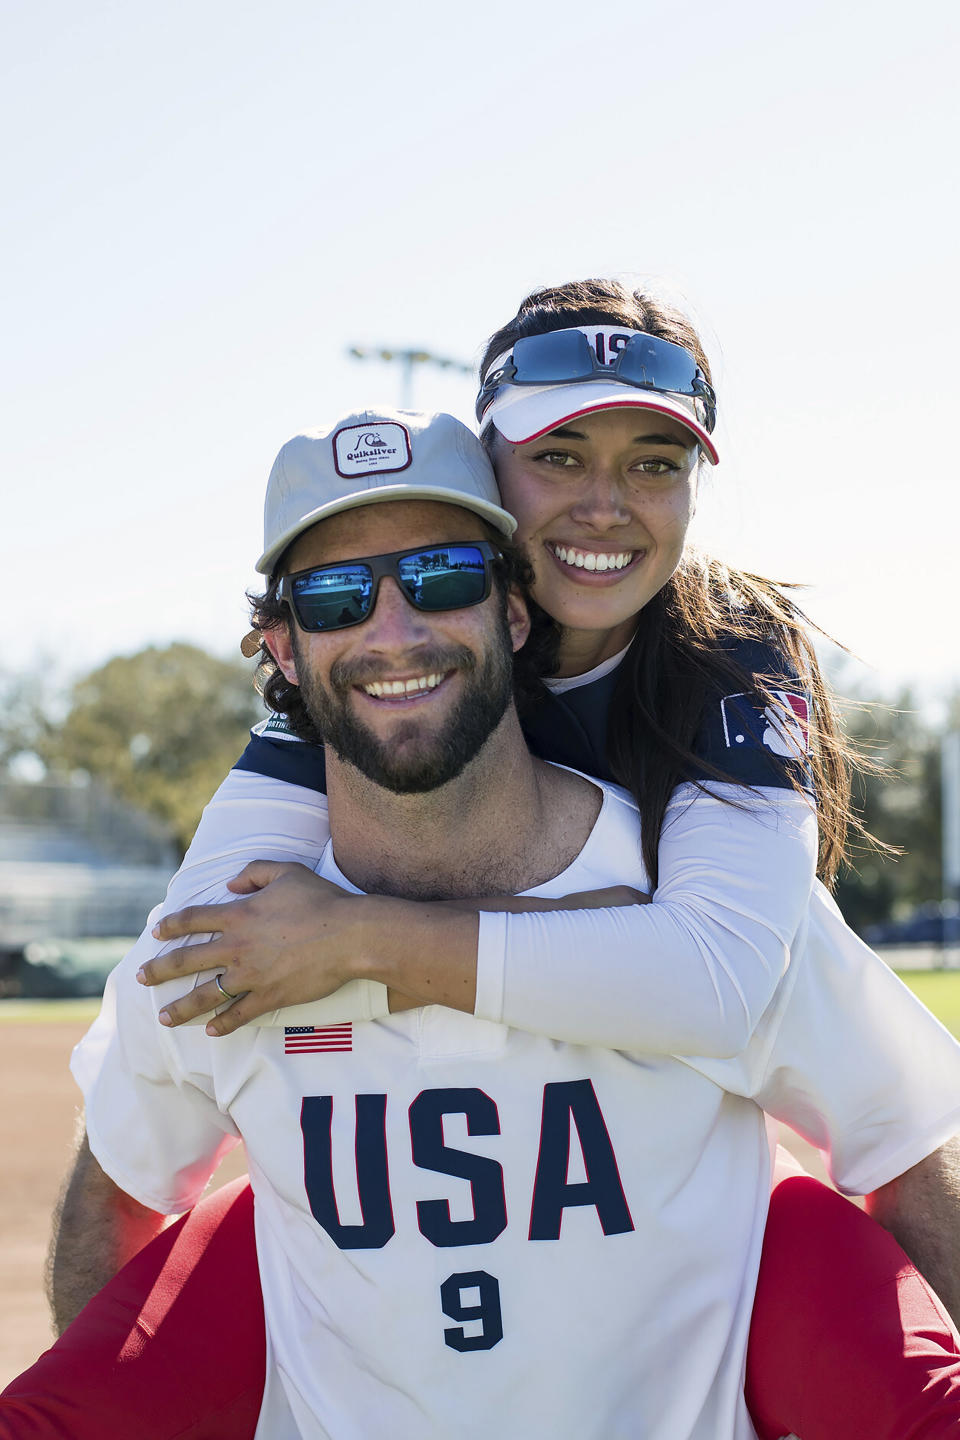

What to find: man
left=44, top=412, right=960, bottom=1438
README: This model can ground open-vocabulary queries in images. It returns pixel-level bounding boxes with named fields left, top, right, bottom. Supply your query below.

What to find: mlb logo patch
left=333, top=422, right=411, bottom=478
left=719, top=690, right=811, bottom=759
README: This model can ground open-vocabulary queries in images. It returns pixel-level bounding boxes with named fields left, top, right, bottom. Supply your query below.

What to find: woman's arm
left=144, top=771, right=815, bottom=1057
left=140, top=765, right=398, bottom=1030
left=473, top=783, right=817, bottom=1056
left=145, top=862, right=647, bottom=1030
left=143, top=760, right=648, bottom=1032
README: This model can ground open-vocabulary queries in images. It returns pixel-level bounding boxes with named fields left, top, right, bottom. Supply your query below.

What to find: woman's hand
left=140, top=861, right=372, bottom=1036
left=140, top=866, right=651, bottom=1036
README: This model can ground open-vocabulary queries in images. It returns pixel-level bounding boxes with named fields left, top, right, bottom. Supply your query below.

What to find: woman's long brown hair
left=481, top=279, right=866, bottom=888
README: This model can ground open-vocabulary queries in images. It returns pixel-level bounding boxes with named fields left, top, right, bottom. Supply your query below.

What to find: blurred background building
left=0, top=775, right=176, bottom=997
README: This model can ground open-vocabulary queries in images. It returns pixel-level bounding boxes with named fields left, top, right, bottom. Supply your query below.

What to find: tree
left=29, top=644, right=265, bottom=854
left=0, top=665, right=64, bottom=777
left=833, top=689, right=944, bottom=934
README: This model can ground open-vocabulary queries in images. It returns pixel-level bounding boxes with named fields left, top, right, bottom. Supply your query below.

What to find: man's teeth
left=362, top=673, right=444, bottom=698
left=551, top=545, right=635, bottom=572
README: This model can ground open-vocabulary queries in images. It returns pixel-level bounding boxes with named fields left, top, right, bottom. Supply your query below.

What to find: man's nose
left=360, top=576, right=432, bottom=648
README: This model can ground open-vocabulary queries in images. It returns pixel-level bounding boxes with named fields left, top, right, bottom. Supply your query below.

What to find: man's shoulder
left=582, top=773, right=643, bottom=845
left=532, top=767, right=646, bottom=896
left=166, top=763, right=330, bottom=917
left=546, top=762, right=637, bottom=813
left=233, top=720, right=328, bottom=794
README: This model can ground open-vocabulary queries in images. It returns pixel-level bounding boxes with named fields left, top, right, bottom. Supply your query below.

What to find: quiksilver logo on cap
left=333, top=422, right=412, bottom=478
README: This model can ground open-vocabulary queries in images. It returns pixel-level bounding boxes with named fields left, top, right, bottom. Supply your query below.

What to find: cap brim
left=484, top=381, right=719, bottom=465
left=256, top=484, right=517, bottom=574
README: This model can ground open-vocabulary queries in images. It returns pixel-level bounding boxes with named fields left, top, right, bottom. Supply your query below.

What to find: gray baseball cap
left=257, top=409, right=517, bottom=575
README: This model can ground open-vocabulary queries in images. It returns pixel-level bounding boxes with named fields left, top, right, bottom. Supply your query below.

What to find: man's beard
left=291, top=611, right=515, bottom=794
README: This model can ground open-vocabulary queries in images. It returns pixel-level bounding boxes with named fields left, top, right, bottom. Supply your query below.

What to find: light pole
left=346, top=345, right=473, bottom=409
left=942, top=729, right=960, bottom=964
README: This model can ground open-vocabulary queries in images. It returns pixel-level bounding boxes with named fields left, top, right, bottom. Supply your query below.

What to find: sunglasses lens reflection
left=512, top=331, right=595, bottom=383
left=614, top=337, right=699, bottom=392
left=396, top=546, right=488, bottom=612
left=288, top=545, right=492, bottom=632
left=292, top=565, right=373, bottom=630
left=513, top=331, right=701, bottom=392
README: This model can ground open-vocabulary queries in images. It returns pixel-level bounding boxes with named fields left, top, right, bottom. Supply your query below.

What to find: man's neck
left=325, top=711, right=601, bottom=900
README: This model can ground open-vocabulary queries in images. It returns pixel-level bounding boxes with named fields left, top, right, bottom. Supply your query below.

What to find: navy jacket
left=234, top=638, right=813, bottom=799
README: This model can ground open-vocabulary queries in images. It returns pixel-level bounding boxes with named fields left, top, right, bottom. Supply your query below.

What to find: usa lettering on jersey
left=300, top=1080, right=634, bottom=1251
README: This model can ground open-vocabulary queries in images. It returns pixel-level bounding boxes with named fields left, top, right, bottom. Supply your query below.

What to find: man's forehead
left=287, top=499, right=490, bottom=569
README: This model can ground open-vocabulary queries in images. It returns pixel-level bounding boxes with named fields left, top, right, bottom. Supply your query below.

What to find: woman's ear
left=264, top=624, right=299, bottom=685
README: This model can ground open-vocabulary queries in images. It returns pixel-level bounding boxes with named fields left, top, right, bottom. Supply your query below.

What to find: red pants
left=747, top=1158, right=960, bottom=1438
left=4, top=1158, right=960, bottom=1439
left=0, top=1179, right=264, bottom=1440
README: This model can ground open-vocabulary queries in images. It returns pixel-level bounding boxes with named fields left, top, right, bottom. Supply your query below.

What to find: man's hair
left=246, top=519, right=555, bottom=746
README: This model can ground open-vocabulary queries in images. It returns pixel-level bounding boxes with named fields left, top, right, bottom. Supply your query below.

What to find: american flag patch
left=284, top=1023, right=352, bottom=1055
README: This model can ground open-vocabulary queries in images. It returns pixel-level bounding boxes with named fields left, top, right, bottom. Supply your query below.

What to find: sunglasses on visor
left=279, top=542, right=501, bottom=633
left=475, top=329, right=717, bottom=433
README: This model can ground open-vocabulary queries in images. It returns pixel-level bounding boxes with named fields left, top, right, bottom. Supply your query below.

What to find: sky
left=4, top=0, right=959, bottom=708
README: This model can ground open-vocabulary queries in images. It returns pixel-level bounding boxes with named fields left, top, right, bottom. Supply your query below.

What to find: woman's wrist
left=346, top=895, right=403, bottom=984
left=353, top=896, right=480, bottom=1013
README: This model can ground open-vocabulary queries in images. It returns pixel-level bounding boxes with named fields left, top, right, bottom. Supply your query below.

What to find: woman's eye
left=632, top=458, right=676, bottom=476
left=532, top=449, right=580, bottom=468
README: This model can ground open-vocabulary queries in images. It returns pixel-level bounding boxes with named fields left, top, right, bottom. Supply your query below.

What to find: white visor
left=481, top=380, right=719, bottom=465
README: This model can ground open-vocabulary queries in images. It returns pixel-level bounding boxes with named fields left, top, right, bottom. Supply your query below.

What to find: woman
left=9, top=281, right=960, bottom=1439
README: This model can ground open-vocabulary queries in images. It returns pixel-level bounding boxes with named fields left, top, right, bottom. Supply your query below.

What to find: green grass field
left=898, top=971, right=960, bottom=1039
left=0, top=998, right=101, bottom=1024
left=3, top=970, right=960, bottom=1035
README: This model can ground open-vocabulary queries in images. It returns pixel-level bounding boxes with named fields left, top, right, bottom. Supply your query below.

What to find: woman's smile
left=546, top=542, right=642, bottom=576
left=492, top=408, right=699, bottom=672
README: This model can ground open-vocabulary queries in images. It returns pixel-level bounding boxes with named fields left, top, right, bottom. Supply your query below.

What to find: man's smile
left=359, top=671, right=452, bottom=703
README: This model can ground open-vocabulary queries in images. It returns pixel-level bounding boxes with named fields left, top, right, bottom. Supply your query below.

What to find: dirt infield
left=1, top=1016, right=89, bottom=1387
left=0, top=1009, right=246, bottom=1389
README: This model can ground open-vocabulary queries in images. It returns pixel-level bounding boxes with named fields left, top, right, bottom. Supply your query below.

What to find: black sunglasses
left=279, top=542, right=501, bottom=633
left=476, top=328, right=716, bottom=433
